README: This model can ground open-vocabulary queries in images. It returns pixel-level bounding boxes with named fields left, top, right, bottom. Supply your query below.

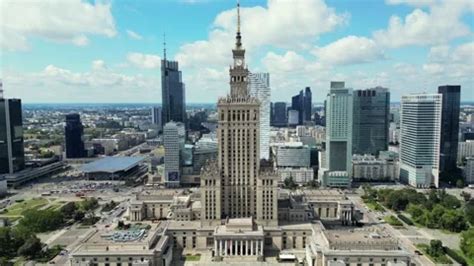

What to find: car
left=415, top=250, right=423, bottom=255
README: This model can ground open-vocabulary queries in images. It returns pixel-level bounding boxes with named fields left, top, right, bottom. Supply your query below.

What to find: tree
left=460, top=228, right=474, bottom=259
left=73, top=210, right=85, bottom=221
left=19, top=209, right=64, bottom=233
left=427, top=240, right=444, bottom=258
left=80, top=197, right=99, bottom=211
left=17, top=235, right=42, bottom=259
left=461, top=191, right=471, bottom=202
left=306, top=180, right=319, bottom=189
left=440, top=209, right=468, bottom=232
left=60, top=202, right=77, bottom=218
left=283, top=176, right=297, bottom=190
left=456, top=179, right=464, bottom=188
left=464, top=200, right=474, bottom=225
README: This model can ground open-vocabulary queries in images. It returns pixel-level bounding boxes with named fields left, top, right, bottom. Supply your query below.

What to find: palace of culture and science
left=70, top=3, right=412, bottom=266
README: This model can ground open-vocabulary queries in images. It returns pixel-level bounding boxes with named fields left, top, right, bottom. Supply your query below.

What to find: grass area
left=2, top=198, right=48, bottom=216
left=384, top=215, right=403, bottom=227
left=416, top=244, right=453, bottom=264
left=453, top=249, right=474, bottom=266
left=45, top=201, right=65, bottom=211
left=13, top=257, right=26, bottom=266
left=364, top=200, right=385, bottom=212
left=184, top=254, right=201, bottom=261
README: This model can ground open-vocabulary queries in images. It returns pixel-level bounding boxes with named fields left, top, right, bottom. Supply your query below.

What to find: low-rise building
left=306, top=222, right=411, bottom=266
left=272, top=142, right=311, bottom=168
left=70, top=222, right=173, bottom=266
left=352, top=154, right=399, bottom=182
left=278, top=167, right=314, bottom=184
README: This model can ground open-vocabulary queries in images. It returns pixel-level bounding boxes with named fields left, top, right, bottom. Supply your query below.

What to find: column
left=260, top=240, right=263, bottom=256
left=250, top=240, right=254, bottom=255
left=245, top=240, right=249, bottom=256
left=225, top=240, right=228, bottom=256
left=240, top=240, right=243, bottom=255
left=220, top=240, right=223, bottom=256
left=214, top=240, right=218, bottom=257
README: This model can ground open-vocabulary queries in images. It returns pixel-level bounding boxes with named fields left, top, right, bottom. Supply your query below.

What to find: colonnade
left=214, top=239, right=263, bottom=256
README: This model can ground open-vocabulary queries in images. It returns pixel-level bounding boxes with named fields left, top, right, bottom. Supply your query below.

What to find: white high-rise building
left=464, top=157, right=474, bottom=184
left=458, top=140, right=474, bottom=163
left=163, top=121, right=185, bottom=187
left=400, top=94, right=442, bottom=188
left=249, top=72, right=270, bottom=160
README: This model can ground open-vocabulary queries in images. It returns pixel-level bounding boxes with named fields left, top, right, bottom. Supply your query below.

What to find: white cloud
left=385, top=0, right=438, bottom=7
left=312, top=36, right=385, bottom=65
left=374, top=0, right=473, bottom=48
left=3, top=61, right=160, bottom=102
left=176, top=0, right=348, bottom=68
left=127, top=53, right=161, bottom=69
left=126, top=30, right=143, bottom=40
left=0, top=0, right=116, bottom=51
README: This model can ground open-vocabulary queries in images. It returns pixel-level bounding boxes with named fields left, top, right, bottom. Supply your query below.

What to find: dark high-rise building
left=291, top=87, right=312, bottom=125
left=304, top=86, right=312, bottom=122
left=272, top=102, right=287, bottom=127
left=65, top=113, right=85, bottom=159
left=151, top=106, right=162, bottom=131
left=438, top=85, right=461, bottom=172
left=352, top=87, right=390, bottom=155
left=0, top=82, right=25, bottom=174
left=161, top=47, right=186, bottom=127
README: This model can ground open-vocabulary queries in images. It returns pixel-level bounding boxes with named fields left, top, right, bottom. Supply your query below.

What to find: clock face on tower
left=235, top=59, right=243, bottom=66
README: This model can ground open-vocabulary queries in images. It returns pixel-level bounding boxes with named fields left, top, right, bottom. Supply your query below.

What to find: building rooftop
left=80, top=156, right=144, bottom=174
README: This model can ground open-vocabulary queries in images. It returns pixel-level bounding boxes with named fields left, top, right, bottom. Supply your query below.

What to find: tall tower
left=161, top=35, right=186, bottom=128
left=438, top=85, right=461, bottom=173
left=400, top=94, right=442, bottom=188
left=249, top=72, right=271, bottom=160
left=65, top=114, right=85, bottom=159
left=352, top=87, right=390, bottom=155
left=201, top=2, right=277, bottom=227
left=0, top=81, right=25, bottom=174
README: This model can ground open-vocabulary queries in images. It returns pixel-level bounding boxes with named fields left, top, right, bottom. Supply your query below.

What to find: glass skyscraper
left=249, top=72, right=271, bottom=160
left=272, top=102, right=287, bottom=127
left=161, top=58, right=186, bottom=127
left=65, top=113, right=85, bottom=159
left=352, top=87, right=390, bottom=155
left=291, top=87, right=312, bottom=125
left=0, top=90, right=25, bottom=174
left=400, top=94, right=442, bottom=188
left=438, top=85, right=461, bottom=172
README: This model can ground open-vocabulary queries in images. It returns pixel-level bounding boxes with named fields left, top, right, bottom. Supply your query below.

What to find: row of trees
left=363, top=187, right=471, bottom=232
left=461, top=228, right=474, bottom=260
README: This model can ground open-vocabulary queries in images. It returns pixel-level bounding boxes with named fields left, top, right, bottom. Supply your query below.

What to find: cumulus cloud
left=0, top=0, right=116, bottom=51
left=312, top=36, right=385, bottom=65
left=374, top=0, right=473, bottom=47
left=3, top=60, right=159, bottom=102
left=126, top=30, right=143, bottom=40
left=176, top=0, right=348, bottom=68
left=127, top=53, right=161, bottom=69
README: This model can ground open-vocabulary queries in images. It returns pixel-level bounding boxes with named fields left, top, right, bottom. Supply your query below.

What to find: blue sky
left=1, top=0, right=473, bottom=103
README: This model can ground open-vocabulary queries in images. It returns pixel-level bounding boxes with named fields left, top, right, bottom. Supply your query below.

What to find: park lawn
left=13, top=257, right=26, bottom=266
left=384, top=215, right=403, bottom=227
left=365, top=201, right=385, bottom=212
left=416, top=244, right=452, bottom=264
left=184, top=254, right=201, bottom=261
left=45, top=201, right=66, bottom=211
left=4, top=198, right=49, bottom=216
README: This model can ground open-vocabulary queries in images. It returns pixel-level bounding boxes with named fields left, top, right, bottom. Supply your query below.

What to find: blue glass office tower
left=291, top=87, right=312, bottom=125
left=352, top=87, right=390, bottom=155
left=0, top=89, right=25, bottom=174
left=161, top=58, right=186, bottom=128
left=272, top=102, right=287, bottom=127
left=65, top=114, right=85, bottom=158
left=438, top=85, right=461, bottom=172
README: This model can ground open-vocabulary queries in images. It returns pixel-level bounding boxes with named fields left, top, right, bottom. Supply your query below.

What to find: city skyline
left=1, top=0, right=473, bottom=103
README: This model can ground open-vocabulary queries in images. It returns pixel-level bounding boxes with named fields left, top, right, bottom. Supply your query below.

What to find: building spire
left=235, top=0, right=242, bottom=48
left=163, top=32, right=167, bottom=60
